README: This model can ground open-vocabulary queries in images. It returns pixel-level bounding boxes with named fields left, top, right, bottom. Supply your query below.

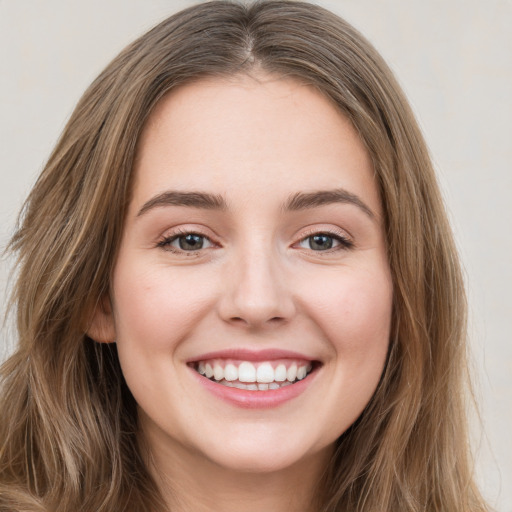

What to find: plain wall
left=1, top=0, right=510, bottom=509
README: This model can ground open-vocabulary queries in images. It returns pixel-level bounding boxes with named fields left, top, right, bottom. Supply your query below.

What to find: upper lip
left=186, top=348, right=317, bottom=363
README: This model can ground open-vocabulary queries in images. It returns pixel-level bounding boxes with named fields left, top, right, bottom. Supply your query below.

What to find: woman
left=0, top=1, right=489, bottom=511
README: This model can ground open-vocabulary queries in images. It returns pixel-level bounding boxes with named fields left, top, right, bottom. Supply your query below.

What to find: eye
left=158, top=232, right=214, bottom=252
left=297, top=232, right=352, bottom=251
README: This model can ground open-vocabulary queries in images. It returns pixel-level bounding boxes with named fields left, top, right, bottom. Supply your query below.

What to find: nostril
left=228, top=315, right=287, bottom=328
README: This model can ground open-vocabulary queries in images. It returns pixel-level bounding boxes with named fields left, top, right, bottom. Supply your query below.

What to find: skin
left=90, top=73, right=393, bottom=512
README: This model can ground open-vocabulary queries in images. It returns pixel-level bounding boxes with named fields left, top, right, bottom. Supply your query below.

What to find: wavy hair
left=0, top=1, right=488, bottom=510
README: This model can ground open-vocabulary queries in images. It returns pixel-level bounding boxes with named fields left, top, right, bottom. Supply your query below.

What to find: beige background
left=1, top=1, right=510, bottom=509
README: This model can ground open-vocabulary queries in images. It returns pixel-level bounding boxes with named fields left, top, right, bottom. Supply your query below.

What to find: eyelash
left=157, top=228, right=214, bottom=254
left=295, top=229, right=354, bottom=253
left=157, top=228, right=354, bottom=254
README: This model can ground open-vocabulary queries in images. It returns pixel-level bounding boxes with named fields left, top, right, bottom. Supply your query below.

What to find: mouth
left=188, top=358, right=317, bottom=391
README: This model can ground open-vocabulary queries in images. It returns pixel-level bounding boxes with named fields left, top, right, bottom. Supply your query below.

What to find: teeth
left=194, top=359, right=315, bottom=389
left=275, top=364, right=287, bottom=382
left=238, top=362, right=257, bottom=382
left=215, top=380, right=292, bottom=390
left=213, top=363, right=224, bottom=381
left=287, top=364, right=297, bottom=382
left=297, top=365, right=307, bottom=380
left=224, top=363, right=238, bottom=381
left=256, top=362, right=274, bottom=383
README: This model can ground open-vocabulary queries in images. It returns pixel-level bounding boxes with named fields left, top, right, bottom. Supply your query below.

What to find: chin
left=199, top=431, right=325, bottom=474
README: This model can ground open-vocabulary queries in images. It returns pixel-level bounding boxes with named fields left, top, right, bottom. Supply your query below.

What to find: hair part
left=1, top=1, right=487, bottom=511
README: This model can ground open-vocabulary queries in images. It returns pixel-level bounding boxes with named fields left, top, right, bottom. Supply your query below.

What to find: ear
left=86, top=294, right=116, bottom=343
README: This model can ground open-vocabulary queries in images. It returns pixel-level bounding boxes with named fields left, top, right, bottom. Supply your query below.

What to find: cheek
left=111, top=259, right=219, bottom=351
left=301, top=265, right=393, bottom=358
left=301, top=266, right=392, bottom=435
left=245, top=261, right=391, bottom=450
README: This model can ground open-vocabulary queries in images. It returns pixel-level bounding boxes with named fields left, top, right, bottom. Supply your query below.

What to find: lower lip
left=189, top=367, right=318, bottom=409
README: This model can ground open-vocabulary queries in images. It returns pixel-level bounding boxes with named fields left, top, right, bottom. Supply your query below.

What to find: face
left=92, top=74, right=393, bottom=475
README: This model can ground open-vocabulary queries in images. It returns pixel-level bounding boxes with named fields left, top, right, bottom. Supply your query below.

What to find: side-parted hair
left=0, top=1, right=488, bottom=511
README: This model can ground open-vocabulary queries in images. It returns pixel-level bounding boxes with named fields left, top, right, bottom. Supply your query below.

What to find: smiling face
left=90, top=74, right=393, bottom=476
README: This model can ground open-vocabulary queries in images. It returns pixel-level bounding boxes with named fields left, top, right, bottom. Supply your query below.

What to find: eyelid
left=155, top=224, right=354, bottom=254
left=293, top=226, right=354, bottom=251
left=156, top=225, right=220, bottom=253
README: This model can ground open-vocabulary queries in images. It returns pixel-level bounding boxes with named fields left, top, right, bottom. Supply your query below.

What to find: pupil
left=179, top=234, right=203, bottom=250
left=310, top=234, right=333, bottom=250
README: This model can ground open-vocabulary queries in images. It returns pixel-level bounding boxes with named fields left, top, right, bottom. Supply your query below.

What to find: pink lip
left=189, top=368, right=318, bottom=409
left=187, top=349, right=319, bottom=409
left=186, top=348, right=315, bottom=364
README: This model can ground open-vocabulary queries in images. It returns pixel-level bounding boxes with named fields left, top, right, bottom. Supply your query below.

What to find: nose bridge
left=220, top=234, right=295, bottom=327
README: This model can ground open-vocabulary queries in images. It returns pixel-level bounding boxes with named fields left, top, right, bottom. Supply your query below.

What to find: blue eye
left=298, top=233, right=352, bottom=251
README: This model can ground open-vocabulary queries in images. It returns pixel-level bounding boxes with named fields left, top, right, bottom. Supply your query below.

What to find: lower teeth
left=211, top=379, right=295, bottom=391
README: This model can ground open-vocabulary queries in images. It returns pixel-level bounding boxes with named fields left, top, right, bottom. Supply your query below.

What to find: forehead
left=131, top=73, right=380, bottom=216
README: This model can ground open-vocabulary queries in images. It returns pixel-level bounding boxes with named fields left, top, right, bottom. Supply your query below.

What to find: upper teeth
left=195, top=360, right=312, bottom=384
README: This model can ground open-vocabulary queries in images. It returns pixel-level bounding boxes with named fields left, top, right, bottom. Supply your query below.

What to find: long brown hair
left=0, top=1, right=488, bottom=510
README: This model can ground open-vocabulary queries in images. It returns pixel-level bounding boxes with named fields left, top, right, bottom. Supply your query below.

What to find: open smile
left=190, top=359, right=315, bottom=391
left=187, top=350, right=321, bottom=408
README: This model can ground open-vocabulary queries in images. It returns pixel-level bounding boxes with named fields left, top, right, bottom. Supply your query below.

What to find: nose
left=217, top=246, right=296, bottom=329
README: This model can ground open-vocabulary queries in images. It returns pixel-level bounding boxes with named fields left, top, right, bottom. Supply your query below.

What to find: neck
left=141, top=425, right=332, bottom=512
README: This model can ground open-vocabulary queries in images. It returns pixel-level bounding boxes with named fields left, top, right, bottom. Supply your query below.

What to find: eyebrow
left=284, top=188, right=375, bottom=219
left=137, top=191, right=227, bottom=217
left=136, top=187, right=375, bottom=219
